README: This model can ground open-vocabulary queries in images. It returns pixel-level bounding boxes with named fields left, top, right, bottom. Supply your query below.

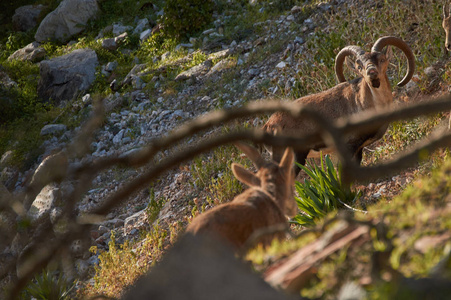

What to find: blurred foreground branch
left=2, top=94, right=451, bottom=298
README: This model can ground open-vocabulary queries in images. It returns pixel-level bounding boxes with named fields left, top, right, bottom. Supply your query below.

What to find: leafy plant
left=146, top=188, right=166, bottom=224
left=23, top=269, right=75, bottom=300
left=291, top=155, right=361, bottom=227
left=160, top=0, right=214, bottom=40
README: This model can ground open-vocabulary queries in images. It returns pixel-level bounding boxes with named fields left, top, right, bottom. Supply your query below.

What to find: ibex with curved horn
left=443, top=2, right=451, bottom=52
left=263, top=36, right=415, bottom=173
left=186, top=142, right=297, bottom=250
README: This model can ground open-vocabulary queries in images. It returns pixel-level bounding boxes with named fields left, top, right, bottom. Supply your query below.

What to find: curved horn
left=234, top=142, right=265, bottom=169
left=371, top=36, right=415, bottom=87
left=334, top=46, right=365, bottom=83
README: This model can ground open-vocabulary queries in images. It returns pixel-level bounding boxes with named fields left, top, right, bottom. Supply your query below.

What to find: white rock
left=28, top=184, right=60, bottom=221
left=133, top=18, right=149, bottom=35
left=105, top=61, right=118, bottom=72
left=82, top=93, right=92, bottom=104
left=276, top=61, right=287, bottom=69
left=112, top=24, right=132, bottom=36
left=113, top=129, right=125, bottom=144
left=140, top=28, right=152, bottom=41
left=202, top=28, right=215, bottom=35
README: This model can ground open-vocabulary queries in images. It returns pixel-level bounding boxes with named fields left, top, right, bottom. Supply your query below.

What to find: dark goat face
left=346, top=48, right=392, bottom=88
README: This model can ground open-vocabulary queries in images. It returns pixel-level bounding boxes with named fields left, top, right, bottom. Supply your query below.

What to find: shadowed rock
left=37, top=49, right=98, bottom=104
left=35, top=0, right=98, bottom=43
left=122, top=234, right=293, bottom=300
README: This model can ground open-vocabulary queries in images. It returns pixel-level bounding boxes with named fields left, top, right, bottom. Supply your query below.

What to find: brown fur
left=263, top=46, right=395, bottom=172
left=186, top=143, right=296, bottom=250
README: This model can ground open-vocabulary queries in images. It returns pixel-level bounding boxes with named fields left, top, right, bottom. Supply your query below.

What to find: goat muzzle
left=370, top=78, right=381, bottom=88
left=367, top=68, right=380, bottom=87
left=366, top=67, right=378, bottom=79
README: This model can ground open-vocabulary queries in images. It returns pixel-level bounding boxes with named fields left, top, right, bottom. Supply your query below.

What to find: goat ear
left=345, top=57, right=358, bottom=74
left=232, top=163, right=261, bottom=187
left=279, top=147, right=294, bottom=173
left=383, top=45, right=393, bottom=61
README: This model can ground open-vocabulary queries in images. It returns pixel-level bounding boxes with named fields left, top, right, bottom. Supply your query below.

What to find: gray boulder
left=37, top=49, right=98, bottom=104
left=175, top=60, right=213, bottom=81
left=0, top=68, right=17, bottom=88
left=35, top=0, right=99, bottom=43
left=27, top=184, right=61, bottom=222
left=40, top=124, right=68, bottom=136
left=8, top=42, right=46, bottom=62
left=12, top=4, right=45, bottom=32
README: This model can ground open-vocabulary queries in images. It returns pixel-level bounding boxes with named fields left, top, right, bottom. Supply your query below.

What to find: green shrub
left=22, top=269, right=75, bottom=300
left=291, top=155, right=361, bottom=227
left=146, top=188, right=166, bottom=224
left=160, top=0, right=214, bottom=40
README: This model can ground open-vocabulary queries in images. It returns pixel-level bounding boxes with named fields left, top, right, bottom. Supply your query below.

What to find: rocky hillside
left=1, top=0, right=451, bottom=299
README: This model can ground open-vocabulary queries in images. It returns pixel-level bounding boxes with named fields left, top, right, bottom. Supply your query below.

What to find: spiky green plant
left=291, top=155, right=361, bottom=227
left=23, top=269, right=75, bottom=300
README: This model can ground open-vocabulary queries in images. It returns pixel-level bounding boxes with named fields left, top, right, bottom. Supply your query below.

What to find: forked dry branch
left=2, top=94, right=451, bottom=298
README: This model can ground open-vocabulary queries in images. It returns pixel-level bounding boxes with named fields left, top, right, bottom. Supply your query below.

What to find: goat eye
left=357, top=66, right=362, bottom=70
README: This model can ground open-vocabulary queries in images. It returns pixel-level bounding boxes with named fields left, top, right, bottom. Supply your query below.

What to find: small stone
left=161, top=51, right=171, bottom=60
left=140, top=28, right=152, bottom=41
left=105, top=61, right=118, bottom=72
left=113, top=129, right=125, bottom=144
left=82, top=93, right=92, bottom=104
left=102, top=38, right=117, bottom=51
left=294, top=36, right=304, bottom=44
left=248, top=68, right=259, bottom=77
left=40, top=124, right=67, bottom=136
left=133, top=18, right=149, bottom=35
left=276, top=61, right=287, bottom=69
left=372, top=192, right=381, bottom=199
left=0, top=151, right=13, bottom=168
left=202, top=28, right=215, bottom=35
left=112, top=24, right=132, bottom=36
left=114, top=32, right=128, bottom=43
left=98, top=225, right=109, bottom=234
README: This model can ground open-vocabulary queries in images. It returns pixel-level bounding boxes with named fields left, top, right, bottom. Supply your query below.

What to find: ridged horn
left=371, top=36, right=415, bottom=87
left=444, top=2, right=450, bottom=18
left=234, top=142, right=265, bottom=169
left=334, top=46, right=366, bottom=83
